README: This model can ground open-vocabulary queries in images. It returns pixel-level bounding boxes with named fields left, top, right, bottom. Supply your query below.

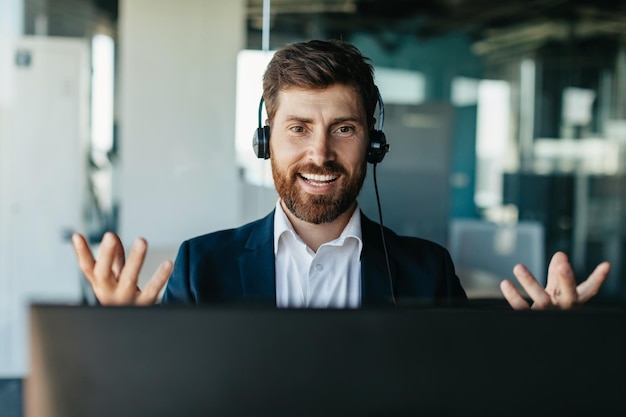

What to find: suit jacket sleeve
left=161, top=240, right=194, bottom=304
left=161, top=213, right=276, bottom=305
left=360, top=213, right=467, bottom=306
left=389, top=235, right=467, bottom=306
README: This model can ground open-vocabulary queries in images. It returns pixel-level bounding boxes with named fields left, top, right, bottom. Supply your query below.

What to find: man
left=72, top=39, right=610, bottom=309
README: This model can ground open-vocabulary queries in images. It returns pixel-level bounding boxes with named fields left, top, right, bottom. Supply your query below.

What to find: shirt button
left=315, top=263, right=323, bottom=271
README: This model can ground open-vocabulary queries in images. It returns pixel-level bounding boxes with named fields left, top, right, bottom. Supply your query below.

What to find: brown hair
left=262, top=39, right=378, bottom=128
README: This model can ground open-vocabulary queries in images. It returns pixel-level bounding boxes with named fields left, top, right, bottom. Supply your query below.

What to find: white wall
left=118, top=0, right=245, bottom=261
left=0, top=0, right=23, bottom=38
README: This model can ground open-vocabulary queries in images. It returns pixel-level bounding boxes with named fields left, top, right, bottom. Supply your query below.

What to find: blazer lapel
left=360, top=212, right=397, bottom=307
left=239, top=211, right=277, bottom=305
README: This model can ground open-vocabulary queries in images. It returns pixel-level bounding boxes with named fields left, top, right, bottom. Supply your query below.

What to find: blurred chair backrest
left=448, top=219, right=546, bottom=287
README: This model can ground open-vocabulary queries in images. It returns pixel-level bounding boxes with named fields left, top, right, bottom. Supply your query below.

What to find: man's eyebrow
left=281, top=115, right=363, bottom=124
left=283, top=115, right=313, bottom=123
left=331, top=116, right=362, bottom=124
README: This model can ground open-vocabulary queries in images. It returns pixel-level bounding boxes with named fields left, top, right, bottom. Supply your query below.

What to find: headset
left=253, top=89, right=389, bottom=164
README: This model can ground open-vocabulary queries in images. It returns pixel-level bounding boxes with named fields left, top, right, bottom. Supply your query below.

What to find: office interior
left=1, top=0, right=626, bottom=414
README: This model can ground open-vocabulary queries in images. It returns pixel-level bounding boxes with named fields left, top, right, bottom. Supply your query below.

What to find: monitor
left=26, top=303, right=626, bottom=417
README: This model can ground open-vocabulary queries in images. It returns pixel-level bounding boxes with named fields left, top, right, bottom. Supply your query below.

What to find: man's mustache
left=294, top=162, right=347, bottom=176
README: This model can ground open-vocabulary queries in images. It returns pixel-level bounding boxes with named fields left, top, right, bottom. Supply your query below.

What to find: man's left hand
left=500, top=251, right=610, bottom=310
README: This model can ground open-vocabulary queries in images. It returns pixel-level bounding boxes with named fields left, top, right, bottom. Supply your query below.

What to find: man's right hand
left=72, top=232, right=173, bottom=305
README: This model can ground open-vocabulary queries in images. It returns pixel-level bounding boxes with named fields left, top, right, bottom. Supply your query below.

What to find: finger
left=512, top=264, right=553, bottom=309
left=118, top=237, right=148, bottom=291
left=500, top=279, right=530, bottom=310
left=93, top=232, right=124, bottom=282
left=72, top=233, right=96, bottom=280
left=548, top=251, right=576, bottom=284
left=110, top=234, right=126, bottom=277
left=577, top=261, right=611, bottom=303
left=549, top=253, right=578, bottom=308
left=136, top=260, right=173, bottom=306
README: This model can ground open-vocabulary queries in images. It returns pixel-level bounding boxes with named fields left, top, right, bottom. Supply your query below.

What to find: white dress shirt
left=274, top=200, right=363, bottom=308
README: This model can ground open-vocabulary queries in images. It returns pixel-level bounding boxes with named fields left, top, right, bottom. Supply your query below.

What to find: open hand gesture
left=500, top=251, right=610, bottom=310
left=72, top=232, right=173, bottom=305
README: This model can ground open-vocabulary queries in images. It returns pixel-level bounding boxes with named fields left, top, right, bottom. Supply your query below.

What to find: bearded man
left=73, top=40, right=609, bottom=310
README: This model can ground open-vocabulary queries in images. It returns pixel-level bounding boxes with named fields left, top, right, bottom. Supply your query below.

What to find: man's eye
left=337, top=126, right=354, bottom=134
left=290, top=126, right=305, bottom=133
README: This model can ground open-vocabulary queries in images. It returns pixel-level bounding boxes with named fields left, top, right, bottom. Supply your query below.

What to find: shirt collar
left=273, top=199, right=362, bottom=255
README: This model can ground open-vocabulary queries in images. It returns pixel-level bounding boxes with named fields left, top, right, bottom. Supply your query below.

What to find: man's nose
left=307, top=131, right=336, bottom=165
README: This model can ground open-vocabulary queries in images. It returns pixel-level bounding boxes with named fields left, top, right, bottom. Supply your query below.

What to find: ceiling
left=246, top=0, right=626, bottom=40
left=89, top=0, right=626, bottom=37
left=87, top=0, right=626, bottom=55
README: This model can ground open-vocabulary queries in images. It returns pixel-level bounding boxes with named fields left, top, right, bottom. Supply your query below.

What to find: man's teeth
left=301, top=174, right=338, bottom=185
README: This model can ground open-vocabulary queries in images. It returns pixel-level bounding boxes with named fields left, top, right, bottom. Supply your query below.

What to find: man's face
left=269, top=84, right=369, bottom=224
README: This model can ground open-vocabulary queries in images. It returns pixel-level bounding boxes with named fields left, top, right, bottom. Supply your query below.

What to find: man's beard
left=272, top=160, right=366, bottom=224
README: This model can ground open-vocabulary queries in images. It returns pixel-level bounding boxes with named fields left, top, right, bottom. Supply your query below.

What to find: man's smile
left=298, top=173, right=339, bottom=187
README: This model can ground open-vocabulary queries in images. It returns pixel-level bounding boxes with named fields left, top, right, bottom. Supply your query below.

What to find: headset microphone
left=367, top=88, right=394, bottom=306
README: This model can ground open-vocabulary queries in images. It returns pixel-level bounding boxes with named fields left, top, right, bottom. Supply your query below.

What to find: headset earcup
left=367, top=130, right=388, bottom=164
left=253, top=125, right=271, bottom=159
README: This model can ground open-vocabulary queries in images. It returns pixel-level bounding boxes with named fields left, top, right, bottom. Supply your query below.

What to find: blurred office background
left=1, top=0, right=626, bottom=414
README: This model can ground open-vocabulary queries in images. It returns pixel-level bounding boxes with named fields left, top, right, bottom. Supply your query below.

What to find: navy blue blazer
left=162, top=210, right=467, bottom=307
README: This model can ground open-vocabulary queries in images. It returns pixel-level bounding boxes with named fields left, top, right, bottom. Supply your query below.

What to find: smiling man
left=72, top=39, right=609, bottom=309
left=158, top=40, right=467, bottom=308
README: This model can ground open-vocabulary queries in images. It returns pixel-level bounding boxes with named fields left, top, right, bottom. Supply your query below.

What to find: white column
left=118, top=0, right=246, bottom=284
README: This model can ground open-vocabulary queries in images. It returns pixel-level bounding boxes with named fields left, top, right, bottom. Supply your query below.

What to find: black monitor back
left=26, top=304, right=626, bottom=417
